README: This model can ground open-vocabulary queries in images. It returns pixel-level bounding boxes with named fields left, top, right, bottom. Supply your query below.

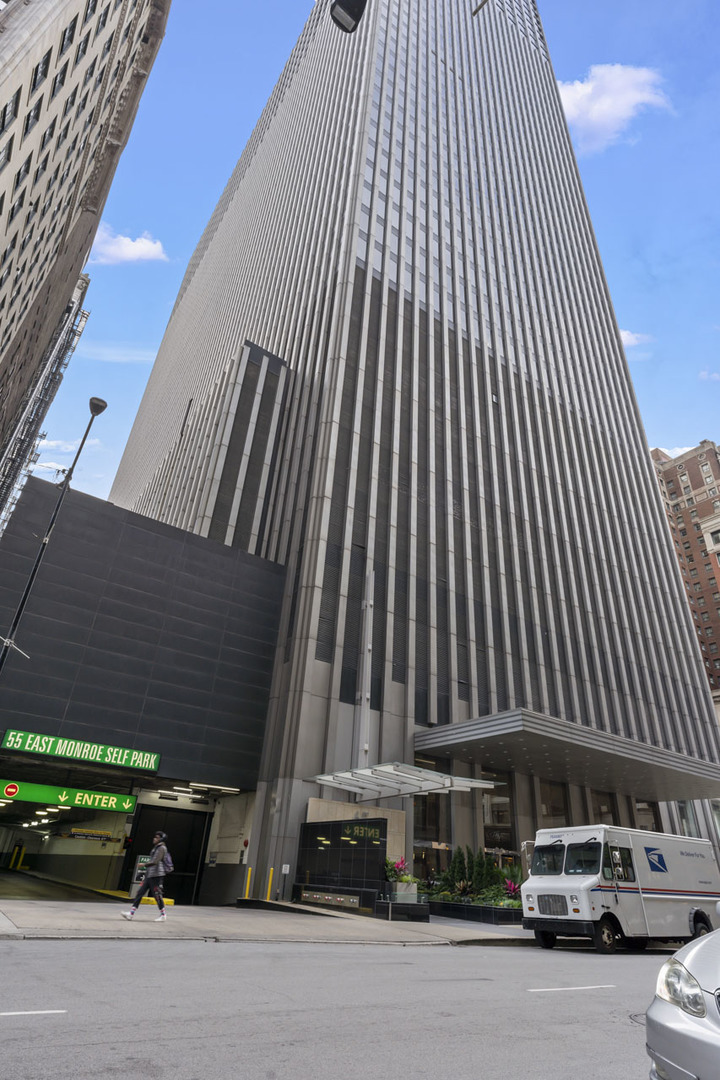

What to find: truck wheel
left=534, top=930, right=556, bottom=949
left=593, top=916, right=617, bottom=954
left=693, top=914, right=712, bottom=938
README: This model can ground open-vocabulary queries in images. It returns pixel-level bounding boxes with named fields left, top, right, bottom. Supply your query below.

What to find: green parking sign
left=0, top=779, right=136, bottom=813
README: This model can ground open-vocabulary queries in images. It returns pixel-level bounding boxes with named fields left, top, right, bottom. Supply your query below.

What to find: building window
left=0, top=89, right=20, bottom=137
left=0, top=135, right=12, bottom=173
left=31, top=50, right=52, bottom=94
left=60, top=15, right=78, bottom=55
left=75, top=32, right=91, bottom=66
left=13, top=154, right=31, bottom=192
left=8, top=189, right=25, bottom=223
left=1, top=234, right=16, bottom=266
left=39, top=118, right=56, bottom=151
left=83, top=58, right=97, bottom=88
left=101, top=30, right=115, bottom=59
left=677, top=801, right=702, bottom=839
left=32, top=153, right=48, bottom=185
left=62, top=87, right=78, bottom=118
left=51, top=63, right=69, bottom=100
left=634, top=800, right=661, bottom=831
left=83, top=0, right=98, bottom=25
left=56, top=121, right=70, bottom=150
left=539, top=779, right=569, bottom=829
left=23, top=99, right=43, bottom=139
left=591, top=789, right=618, bottom=825
left=95, top=4, right=110, bottom=37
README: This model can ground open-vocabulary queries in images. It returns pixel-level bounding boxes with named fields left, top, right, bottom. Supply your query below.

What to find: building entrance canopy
left=311, top=762, right=494, bottom=802
left=415, top=710, right=720, bottom=803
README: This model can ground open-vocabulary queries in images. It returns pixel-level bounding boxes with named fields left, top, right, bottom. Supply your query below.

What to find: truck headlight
left=570, top=895, right=579, bottom=905
left=525, top=894, right=533, bottom=904
left=656, top=959, right=706, bottom=1017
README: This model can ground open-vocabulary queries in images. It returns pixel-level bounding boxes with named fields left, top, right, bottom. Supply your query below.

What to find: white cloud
left=33, top=461, right=69, bottom=475
left=75, top=340, right=158, bottom=365
left=658, top=447, right=694, bottom=458
left=558, top=64, right=671, bottom=154
left=620, top=329, right=653, bottom=348
left=89, top=221, right=169, bottom=265
left=699, top=371, right=720, bottom=382
left=37, top=438, right=101, bottom=454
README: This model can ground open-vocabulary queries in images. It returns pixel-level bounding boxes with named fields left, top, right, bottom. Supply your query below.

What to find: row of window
left=0, top=0, right=148, bottom=343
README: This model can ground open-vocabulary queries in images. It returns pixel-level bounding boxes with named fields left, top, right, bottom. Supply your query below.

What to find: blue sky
left=35, top=0, right=720, bottom=498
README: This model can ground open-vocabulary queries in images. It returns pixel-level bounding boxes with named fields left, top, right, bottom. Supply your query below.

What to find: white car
left=646, top=905, right=720, bottom=1079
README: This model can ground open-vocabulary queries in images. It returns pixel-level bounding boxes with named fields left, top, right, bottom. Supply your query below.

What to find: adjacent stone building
left=0, top=0, right=171, bottom=515
left=652, top=442, right=720, bottom=720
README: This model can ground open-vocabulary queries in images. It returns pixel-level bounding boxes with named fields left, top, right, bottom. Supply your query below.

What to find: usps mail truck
left=521, top=824, right=720, bottom=953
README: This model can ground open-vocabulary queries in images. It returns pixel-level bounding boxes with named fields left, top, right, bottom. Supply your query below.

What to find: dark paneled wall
left=0, top=478, right=285, bottom=788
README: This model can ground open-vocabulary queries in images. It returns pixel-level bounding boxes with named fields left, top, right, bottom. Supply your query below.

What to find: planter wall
left=427, top=900, right=523, bottom=925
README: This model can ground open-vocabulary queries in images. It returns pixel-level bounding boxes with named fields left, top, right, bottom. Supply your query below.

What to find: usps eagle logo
left=645, top=847, right=668, bottom=873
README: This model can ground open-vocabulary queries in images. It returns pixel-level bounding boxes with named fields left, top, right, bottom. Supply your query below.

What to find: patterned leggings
left=132, top=876, right=165, bottom=912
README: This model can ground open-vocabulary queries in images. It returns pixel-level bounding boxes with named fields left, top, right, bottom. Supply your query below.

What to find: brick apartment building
left=652, top=441, right=720, bottom=709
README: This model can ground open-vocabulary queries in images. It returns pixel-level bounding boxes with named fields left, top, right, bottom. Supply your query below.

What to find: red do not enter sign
left=3, top=783, right=19, bottom=798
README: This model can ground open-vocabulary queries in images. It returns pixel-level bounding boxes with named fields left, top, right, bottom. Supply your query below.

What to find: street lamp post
left=330, top=0, right=368, bottom=33
left=0, top=396, right=107, bottom=677
left=330, top=0, right=490, bottom=33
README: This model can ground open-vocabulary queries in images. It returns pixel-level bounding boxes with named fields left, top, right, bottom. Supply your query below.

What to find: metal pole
left=0, top=400, right=106, bottom=677
left=472, top=0, right=490, bottom=14
left=352, top=569, right=374, bottom=771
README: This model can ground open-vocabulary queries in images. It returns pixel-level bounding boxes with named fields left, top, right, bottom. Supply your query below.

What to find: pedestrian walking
left=121, top=831, right=170, bottom=921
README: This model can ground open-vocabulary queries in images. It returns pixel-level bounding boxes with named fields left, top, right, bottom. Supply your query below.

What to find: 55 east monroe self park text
left=3, top=730, right=159, bottom=771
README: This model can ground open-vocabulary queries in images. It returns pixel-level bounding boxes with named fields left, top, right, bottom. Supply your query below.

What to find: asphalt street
left=0, top=938, right=659, bottom=1080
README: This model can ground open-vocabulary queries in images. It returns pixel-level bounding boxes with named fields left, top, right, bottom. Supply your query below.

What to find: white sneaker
left=155, top=912, right=166, bottom=921
left=121, top=911, right=135, bottom=920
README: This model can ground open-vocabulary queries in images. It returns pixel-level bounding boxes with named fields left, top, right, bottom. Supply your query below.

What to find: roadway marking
left=528, top=985, right=616, bottom=993
left=0, top=1010, right=67, bottom=1016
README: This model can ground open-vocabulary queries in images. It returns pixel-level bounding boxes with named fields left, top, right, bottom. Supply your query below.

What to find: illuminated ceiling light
left=189, top=782, right=240, bottom=793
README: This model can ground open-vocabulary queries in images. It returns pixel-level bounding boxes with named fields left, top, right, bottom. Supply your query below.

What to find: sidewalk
left=0, top=897, right=537, bottom=946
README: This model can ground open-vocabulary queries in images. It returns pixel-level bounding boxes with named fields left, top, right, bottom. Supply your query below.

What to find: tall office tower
left=652, top=442, right=720, bottom=713
left=112, top=0, right=720, bottom=885
left=0, top=0, right=171, bottom=511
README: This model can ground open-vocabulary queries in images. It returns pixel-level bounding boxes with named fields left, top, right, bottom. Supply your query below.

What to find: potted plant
left=385, top=857, right=418, bottom=900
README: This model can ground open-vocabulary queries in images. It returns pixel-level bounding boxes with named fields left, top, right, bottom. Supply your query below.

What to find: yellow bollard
left=244, top=866, right=252, bottom=899
left=266, top=866, right=274, bottom=901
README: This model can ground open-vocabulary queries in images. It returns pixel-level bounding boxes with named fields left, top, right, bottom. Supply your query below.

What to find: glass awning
left=310, top=761, right=494, bottom=802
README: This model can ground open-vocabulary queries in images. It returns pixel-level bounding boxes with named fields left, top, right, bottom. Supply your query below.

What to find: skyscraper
left=0, top=0, right=171, bottom=514
left=112, top=0, right=720, bottom=887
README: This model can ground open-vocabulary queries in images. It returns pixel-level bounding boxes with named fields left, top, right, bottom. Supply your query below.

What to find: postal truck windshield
left=531, top=841, right=602, bottom=876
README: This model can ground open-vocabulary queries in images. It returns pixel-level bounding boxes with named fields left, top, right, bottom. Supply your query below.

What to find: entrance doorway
left=120, top=805, right=213, bottom=905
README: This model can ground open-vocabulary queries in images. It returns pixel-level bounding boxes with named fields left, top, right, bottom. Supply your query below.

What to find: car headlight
left=655, top=959, right=706, bottom=1017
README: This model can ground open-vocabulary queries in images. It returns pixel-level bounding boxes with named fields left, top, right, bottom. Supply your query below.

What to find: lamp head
left=330, top=0, right=368, bottom=33
left=89, top=397, right=108, bottom=417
